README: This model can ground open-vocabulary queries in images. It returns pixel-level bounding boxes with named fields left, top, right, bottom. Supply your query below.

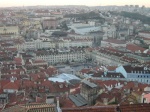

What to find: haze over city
left=1, top=0, right=150, bottom=111
left=0, top=0, right=150, bottom=7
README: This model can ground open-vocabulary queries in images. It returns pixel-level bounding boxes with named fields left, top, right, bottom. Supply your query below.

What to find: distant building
left=103, top=25, right=117, bottom=39
left=35, top=10, right=51, bottom=16
left=138, top=31, right=150, bottom=39
left=0, top=25, right=19, bottom=35
left=35, top=48, right=85, bottom=64
left=43, top=19, right=58, bottom=30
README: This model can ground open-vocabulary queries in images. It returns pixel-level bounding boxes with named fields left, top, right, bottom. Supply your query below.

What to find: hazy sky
left=0, top=0, right=150, bottom=7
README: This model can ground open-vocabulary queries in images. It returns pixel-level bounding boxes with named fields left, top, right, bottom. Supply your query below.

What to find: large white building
left=16, top=39, right=56, bottom=50
left=16, top=37, right=93, bottom=51
left=61, top=38, right=93, bottom=48
left=35, top=48, right=86, bottom=64
left=138, top=31, right=150, bottom=39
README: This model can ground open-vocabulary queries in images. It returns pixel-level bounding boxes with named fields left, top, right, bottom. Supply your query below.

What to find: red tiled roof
left=35, top=96, right=46, bottom=103
left=102, top=39, right=126, bottom=44
left=14, top=57, right=22, bottom=63
left=126, top=44, right=145, bottom=53
left=62, top=104, right=150, bottom=112
left=0, top=80, right=10, bottom=88
left=97, top=92, right=114, bottom=102
left=80, top=68, right=92, bottom=74
left=119, top=103, right=150, bottom=112
left=60, top=97, right=76, bottom=108
left=40, top=66, right=57, bottom=76
left=62, top=106, right=117, bottom=112
left=3, top=82, right=19, bottom=90
left=33, top=59, right=46, bottom=63
left=106, top=66, right=117, bottom=71
left=4, top=48, right=17, bottom=52
left=22, top=80, right=36, bottom=89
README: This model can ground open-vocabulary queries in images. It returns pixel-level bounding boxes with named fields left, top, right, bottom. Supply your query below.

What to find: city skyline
left=0, top=0, right=150, bottom=7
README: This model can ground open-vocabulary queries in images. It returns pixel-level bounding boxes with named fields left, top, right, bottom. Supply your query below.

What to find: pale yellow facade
left=0, top=26, right=19, bottom=35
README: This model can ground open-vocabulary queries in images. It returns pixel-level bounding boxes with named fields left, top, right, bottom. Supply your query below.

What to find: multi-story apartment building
left=90, top=47, right=128, bottom=66
left=35, top=48, right=85, bottom=64
left=116, top=65, right=150, bottom=84
left=16, top=39, right=56, bottom=50
left=138, top=31, right=150, bottom=39
left=125, top=53, right=150, bottom=63
left=0, top=25, right=19, bottom=35
left=16, top=38, right=92, bottom=51
left=103, top=25, right=117, bottom=39
left=59, top=38, right=93, bottom=48
left=35, top=10, right=51, bottom=16
left=42, top=19, right=58, bottom=29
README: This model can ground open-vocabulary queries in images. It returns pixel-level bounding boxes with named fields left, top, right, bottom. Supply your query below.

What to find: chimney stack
left=56, top=97, right=60, bottom=107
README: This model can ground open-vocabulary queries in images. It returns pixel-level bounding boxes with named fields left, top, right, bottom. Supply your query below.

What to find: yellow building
left=0, top=25, right=19, bottom=35
left=21, top=20, right=31, bottom=26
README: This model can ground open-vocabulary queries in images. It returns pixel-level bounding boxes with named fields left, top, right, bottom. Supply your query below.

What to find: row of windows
left=130, top=78, right=150, bottom=83
left=37, top=55, right=85, bottom=58
left=28, top=107, right=55, bottom=112
left=138, top=75, right=149, bottom=78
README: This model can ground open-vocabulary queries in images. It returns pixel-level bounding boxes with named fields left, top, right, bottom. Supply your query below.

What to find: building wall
left=3, top=89, right=18, bottom=93
left=91, top=51, right=127, bottom=66
left=43, top=19, right=58, bottom=29
left=116, top=66, right=128, bottom=78
left=16, top=39, right=92, bottom=51
left=116, top=66, right=150, bottom=84
left=16, top=41, right=56, bottom=50
left=0, top=26, right=19, bottom=35
left=139, top=32, right=150, bottom=39
left=80, top=83, right=97, bottom=105
left=35, top=52, right=85, bottom=64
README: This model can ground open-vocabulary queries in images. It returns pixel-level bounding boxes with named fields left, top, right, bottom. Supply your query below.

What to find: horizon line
left=0, top=4, right=149, bottom=8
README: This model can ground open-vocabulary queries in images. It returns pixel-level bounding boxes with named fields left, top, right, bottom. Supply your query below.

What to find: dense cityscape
left=0, top=4, right=150, bottom=112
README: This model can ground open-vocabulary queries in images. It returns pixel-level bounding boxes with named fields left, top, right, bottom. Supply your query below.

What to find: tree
left=52, top=31, right=67, bottom=37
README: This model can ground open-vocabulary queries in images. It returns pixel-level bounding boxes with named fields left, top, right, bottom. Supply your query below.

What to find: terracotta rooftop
left=62, top=103, right=150, bottom=112
left=126, top=44, right=145, bottom=53
left=102, top=39, right=126, bottom=44
left=119, top=103, right=150, bottom=112
left=62, top=106, right=117, bottom=112
left=3, top=81, right=19, bottom=90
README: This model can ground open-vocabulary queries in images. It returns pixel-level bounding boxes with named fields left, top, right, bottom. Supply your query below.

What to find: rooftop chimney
left=56, top=97, right=60, bottom=107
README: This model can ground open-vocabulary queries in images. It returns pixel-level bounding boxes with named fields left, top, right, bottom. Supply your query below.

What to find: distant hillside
left=110, top=11, right=150, bottom=24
